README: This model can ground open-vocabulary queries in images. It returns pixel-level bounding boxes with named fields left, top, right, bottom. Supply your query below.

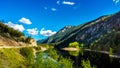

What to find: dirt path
left=0, top=46, right=34, bottom=49
left=0, top=46, right=47, bottom=52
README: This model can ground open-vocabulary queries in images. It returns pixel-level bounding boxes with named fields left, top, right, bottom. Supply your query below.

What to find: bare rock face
left=0, top=35, right=37, bottom=47
left=0, top=35, right=19, bottom=46
left=29, top=39, right=37, bottom=47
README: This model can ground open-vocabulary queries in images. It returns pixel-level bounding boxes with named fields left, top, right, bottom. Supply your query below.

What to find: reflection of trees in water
left=68, top=49, right=83, bottom=56
left=69, top=51, right=80, bottom=56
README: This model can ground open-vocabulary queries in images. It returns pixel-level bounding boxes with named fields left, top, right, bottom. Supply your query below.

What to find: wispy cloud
left=19, top=17, right=32, bottom=25
left=113, top=0, right=120, bottom=4
left=44, top=7, right=57, bottom=11
left=5, top=21, right=25, bottom=32
left=40, top=28, right=56, bottom=36
left=27, top=28, right=39, bottom=36
left=57, top=1, right=60, bottom=4
left=51, top=8, right=57, bottom=11
left=44, top=7, right=48, bottom=10
left=62, top=1, right=75, bottom=5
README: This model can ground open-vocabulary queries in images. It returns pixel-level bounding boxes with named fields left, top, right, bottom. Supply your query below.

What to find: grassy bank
left=0, top=47, right=34, bottom=68
left=0, top=46, right=73, bottom=68
left=0, top=48, right=25, bottom=68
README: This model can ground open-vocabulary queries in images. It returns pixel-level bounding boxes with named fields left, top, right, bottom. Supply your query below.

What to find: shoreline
left=61, top=47, right=80, bottom=51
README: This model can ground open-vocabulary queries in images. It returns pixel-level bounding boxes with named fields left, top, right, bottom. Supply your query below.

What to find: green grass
left=0, top=46, right=73, bottom=68
left=0, top=48, right=25, bottom=68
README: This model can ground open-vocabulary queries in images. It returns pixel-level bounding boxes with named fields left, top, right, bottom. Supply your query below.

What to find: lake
left=60, top=49, right=120, bottom=68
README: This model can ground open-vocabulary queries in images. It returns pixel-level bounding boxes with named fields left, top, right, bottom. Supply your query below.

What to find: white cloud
left=113, top=0, right=120, bottom=4
left=57, top=1, right=60, bottom=4
left=40, top=28, right=56, bottom=36
left=44, top=7, right=57, bottom=11
left=27, top=28, right=39, bottom=36
left=19, top=17, right=32, bottom=25
left=51, top=8, right=57, bottom=11
left=5, top=21, right=25, bottom=32
left=62, top=1, right=75, bottom=5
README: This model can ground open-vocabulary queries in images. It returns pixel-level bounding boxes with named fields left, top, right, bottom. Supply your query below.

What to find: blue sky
left=0, top=0, right=120, bottom=40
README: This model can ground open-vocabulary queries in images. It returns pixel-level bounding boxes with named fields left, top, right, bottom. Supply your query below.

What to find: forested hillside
left=40, top=11, right=120, bottom=53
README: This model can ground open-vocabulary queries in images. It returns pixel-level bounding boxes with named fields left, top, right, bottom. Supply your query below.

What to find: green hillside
left=0, top=22, right=35, bottom=46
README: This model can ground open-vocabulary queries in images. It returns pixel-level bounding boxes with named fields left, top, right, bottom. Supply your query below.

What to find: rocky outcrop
left=0, top=35, right=19, bottom=46
left=29, top=39, right=37, bottom=47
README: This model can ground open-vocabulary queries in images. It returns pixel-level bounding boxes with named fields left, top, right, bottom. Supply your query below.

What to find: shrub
left=20, top=47, right=34, bottom=67
left=69, top=42, right=79, bottom=48
left=69, top=51, right=80, bottom=56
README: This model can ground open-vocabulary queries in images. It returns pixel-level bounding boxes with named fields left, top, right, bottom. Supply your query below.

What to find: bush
left=20, top=47, right=34, bottom=58
left=69, top=51, right=80, bottom=56
left=69, top=42, right=79, bottom=48
left=20, top=47, right=34, bottom=67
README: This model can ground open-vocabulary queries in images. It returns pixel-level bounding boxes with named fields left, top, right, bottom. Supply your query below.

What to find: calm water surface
left=60, top=50, right=120, bottom=68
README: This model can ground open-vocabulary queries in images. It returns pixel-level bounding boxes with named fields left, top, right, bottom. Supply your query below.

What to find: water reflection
left=68, top=50, right=80, bottom=68
left=60, top=49, right=120, bottom=68
left=69, top=51, right=79, bottom=56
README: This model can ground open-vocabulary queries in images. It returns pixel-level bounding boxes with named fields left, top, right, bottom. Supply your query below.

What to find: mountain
left=43, top=26, right=75, bottom=42
left=0, top=22, right=37, bottom=46
left=39, top=11, right=120, bottom=50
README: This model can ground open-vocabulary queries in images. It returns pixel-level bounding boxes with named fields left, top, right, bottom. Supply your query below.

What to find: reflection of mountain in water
left=61, top=50, right=120, bottom=68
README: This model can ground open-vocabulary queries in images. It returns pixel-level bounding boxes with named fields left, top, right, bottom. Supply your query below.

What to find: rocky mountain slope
left=40, top=11, right=120, bottom=50
left=41, top=26, right=76, bottom=43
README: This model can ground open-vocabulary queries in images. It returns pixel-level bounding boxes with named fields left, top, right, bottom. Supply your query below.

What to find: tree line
left=0, top=22, right=24, bottom=37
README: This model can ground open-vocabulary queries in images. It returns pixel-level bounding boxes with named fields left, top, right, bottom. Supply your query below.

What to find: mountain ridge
left=38, top=11, right=120, bottom=50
